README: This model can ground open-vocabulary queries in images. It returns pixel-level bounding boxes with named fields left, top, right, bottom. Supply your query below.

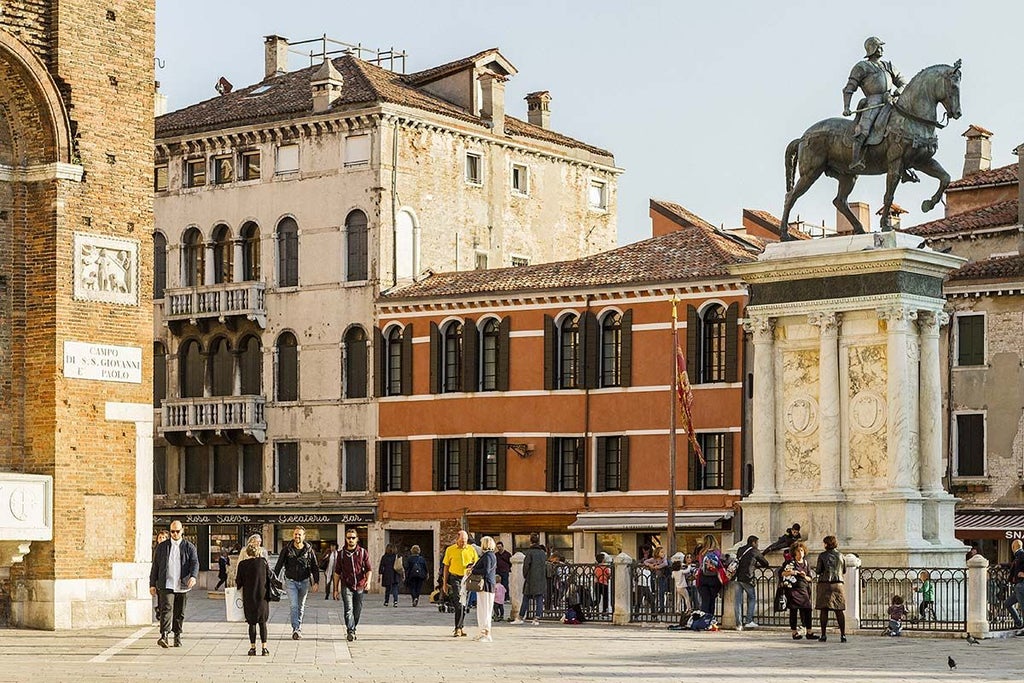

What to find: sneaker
left=157, top=636, right=169, bottom=649
left=1016, top=629, right=1024, bottom=637
left=173, top=636, right=181, bottom=647
left=346, top=632, right=354, bottom=642
left=393, top=602, right=398, bottom=608
left=510, top=619, right=524, bottom=625
left=292, top=631, right=301, bottom=640
left=261, top=647, right=270, bottom=656
left=248, top=646, right=256, bottom=656
left=745, top=621, right=759, bottom=628
left=736, top=624, right=743, bottom=631
left=531, top=619, right=540, bottom=626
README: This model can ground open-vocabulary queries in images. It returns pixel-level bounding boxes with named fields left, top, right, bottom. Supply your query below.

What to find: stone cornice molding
left=0, top=162, right=84, bottom=182
left=747, top=292, right=943, bottom=319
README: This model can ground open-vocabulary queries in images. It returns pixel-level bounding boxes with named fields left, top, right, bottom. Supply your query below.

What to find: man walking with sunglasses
left=149, top=521, right=199, bottom=648
left=333, top=529, right=372, bottom=641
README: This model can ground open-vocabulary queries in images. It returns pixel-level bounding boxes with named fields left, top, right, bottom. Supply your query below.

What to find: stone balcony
left=0, top=472, right=53, bottom=575
left=160, top=395, right=266, bottom=445
left=163, top=281, right=266, bottom=331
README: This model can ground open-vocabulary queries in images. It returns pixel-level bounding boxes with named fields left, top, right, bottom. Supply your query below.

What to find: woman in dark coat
left=403, top=544, right=429, bottom=607
left=782, top=541, right=817, bottom=641
left=235, top=536, right=270, bottom=656
left=378, top=544, right=402, bottom=607
left=815, top=535, right=848, bottom=642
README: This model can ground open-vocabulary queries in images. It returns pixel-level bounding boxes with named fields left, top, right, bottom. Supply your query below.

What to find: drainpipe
left=583, top=295, right=593, bottom=508
left=391, top=119, right=399, bottom=287
left=944, top=310, right=955, bottom=490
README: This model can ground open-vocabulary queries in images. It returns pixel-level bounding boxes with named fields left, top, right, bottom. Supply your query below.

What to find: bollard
left=613, top=553, right=633, bottom=625
left=510, top=551, right=525, bottom=621
left=966, top=554, right=990, bottom=639
left=722, top=581, right=738, bottom=629
left=843, top=553, right=861, bottom=630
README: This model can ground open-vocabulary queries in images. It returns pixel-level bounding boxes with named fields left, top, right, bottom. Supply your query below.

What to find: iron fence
left=748, top=566, right=790, bottom=627
left=537, top=563, right=613, bottom=622
left=859, top=567, right=966, bottom=632
left=628, top=564, right=723, bottom=624
left=987, top=564, right=1019, bottom=632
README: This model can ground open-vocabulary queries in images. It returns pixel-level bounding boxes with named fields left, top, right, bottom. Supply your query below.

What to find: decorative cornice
left=746, top=292, right=944, bottom=319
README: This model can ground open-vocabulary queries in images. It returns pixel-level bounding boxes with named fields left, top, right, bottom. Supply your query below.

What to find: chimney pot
left=525, top=91, right=551, bottom=130
left=264, top=34, right=289, bottom=79
left=836, top=201, right=871, bottom=235
left=962, top=125, right=993, bottom=177
left=311, top=58, right=344, bottom=113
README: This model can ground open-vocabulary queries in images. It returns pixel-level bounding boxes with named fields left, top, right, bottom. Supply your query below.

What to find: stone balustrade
left=160, top=395, right=266, bottom=440
left=164, top=281, right=266, bottom=327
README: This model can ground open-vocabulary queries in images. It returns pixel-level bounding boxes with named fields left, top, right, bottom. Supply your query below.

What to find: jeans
left=519, top=593, right=544, bottom=620
left=157, top=589, right=188, bottom=637
left=341, top=586, right=365, bottom=634
left=1005, top=581, right=1024, bottom=628
left=734, top=580, right=756, bottom=625
left=476, top=591, right=495, bottom=634
left=285, top=577, right=311, bottom=633
left=384, top=582, right=400, bottom=604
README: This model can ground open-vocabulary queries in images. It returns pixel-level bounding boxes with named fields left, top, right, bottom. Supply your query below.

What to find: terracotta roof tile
left=949, top=162, right=1017, bottom=189
left=155, top=54, right=612, bottom=158
left=949, top=253, right=1024, bottom=283
left=740, top=207, right=812, bottom=240
left=651, top=199, right=718, bottom=231
left=382, top=218, right=758, bottom=301
left=402, top=47, right=501, bottom=85
left=903, top=199, right=1018, bottom=237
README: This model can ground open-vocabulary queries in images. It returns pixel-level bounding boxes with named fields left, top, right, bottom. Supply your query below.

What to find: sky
left=155, top=0, right=1024, bottom=246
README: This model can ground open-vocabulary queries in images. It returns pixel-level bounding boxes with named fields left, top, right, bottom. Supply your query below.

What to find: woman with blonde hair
left=235, top=534, right=270, bottom=656
left=469, top=536, right=497, bottom=641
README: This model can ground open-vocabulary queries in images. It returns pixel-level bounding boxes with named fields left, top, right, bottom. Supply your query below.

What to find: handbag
left=265, top=559, right=283, bottom=602
left=465, top=573, right=485, bottom=592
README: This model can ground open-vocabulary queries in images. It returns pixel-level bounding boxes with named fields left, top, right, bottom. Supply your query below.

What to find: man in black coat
left=149, top=520, right=200, bottom=648
left=762, top=523, right=802, bottom=556
left=733, top=535, right=770, bottom=629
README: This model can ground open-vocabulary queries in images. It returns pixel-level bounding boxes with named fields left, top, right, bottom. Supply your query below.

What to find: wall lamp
left=505, top=443, right=533, bottom=458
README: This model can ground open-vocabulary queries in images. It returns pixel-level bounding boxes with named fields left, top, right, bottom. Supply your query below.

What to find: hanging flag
left=675, top=343, right=705, bottom=466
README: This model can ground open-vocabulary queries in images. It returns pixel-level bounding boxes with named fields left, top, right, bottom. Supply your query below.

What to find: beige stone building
left=904, top=125, right=1024, bottom=564
left=151, top=35, right=620, bottom=572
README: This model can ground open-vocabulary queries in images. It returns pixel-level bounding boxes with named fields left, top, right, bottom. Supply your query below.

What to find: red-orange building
left=373, top=201, right=757, bottom=563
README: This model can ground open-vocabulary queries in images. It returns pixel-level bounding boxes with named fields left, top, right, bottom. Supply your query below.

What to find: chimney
left=525, top=91, right=551, bottom=130
left=836, top=201, right=871, bottom=235
left=1016, top=143, right=1024, bottom=228
left=962, top=124, right=993, bottom=177
left=877, top=203, right=907, bottom=230
left=311, top=59, right=344, bottom=113
left=154, top=80, right=167, bottom=117
left=479, top=73, right=506, bottom=135
left=264, top=35, right=289, bottom=79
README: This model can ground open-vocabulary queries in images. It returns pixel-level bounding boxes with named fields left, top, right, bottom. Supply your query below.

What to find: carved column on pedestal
left=878, top=305, right=919, bottom=490
left=918, top=310, right=949, bottom=495
left=744, top=315, right=777, bottom=496
left=809, top=311, right=842, bottom=493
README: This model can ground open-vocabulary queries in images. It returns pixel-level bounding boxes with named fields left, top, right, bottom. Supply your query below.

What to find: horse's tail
left=785, top=138, right=800, bottom=192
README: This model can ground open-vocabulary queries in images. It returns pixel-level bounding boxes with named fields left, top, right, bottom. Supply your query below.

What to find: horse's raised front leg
left=913, top=157, right=952, bottom=214
left=832, top=174, right=864, bottom=233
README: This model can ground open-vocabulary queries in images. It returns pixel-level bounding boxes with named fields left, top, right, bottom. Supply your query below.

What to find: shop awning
left=955, top=509, right=1024, bottom=538
left=567, top=511, right=732, bottom=532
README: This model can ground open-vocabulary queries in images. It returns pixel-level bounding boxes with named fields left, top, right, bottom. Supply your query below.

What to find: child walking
left=915, top=570, right=936, bottom=621
left=671, top=560, right=692, bottom=613
left=493, top=581, right=506, bottom=621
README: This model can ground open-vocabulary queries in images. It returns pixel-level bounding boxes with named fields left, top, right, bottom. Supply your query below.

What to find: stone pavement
left=2, top=592, right=1023, bottom=682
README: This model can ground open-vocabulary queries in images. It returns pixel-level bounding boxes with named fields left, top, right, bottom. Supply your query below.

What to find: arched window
left=276, top=217, right=299, bottom=287
left=276, top=332, right=298, bottom=401
left=154, top=342, right=167, bottom=404
left=600, top=311, right=622, bottom=387
left=239, top=336, right=262, bottom=395
left=344, top=326, right=368, bottom=399
left=385, top=326, right=403, bottom=396
left=700, top=304, right=727, bottom=383
left=241, top=221, right=261, bottom=281
left=153, top=232, right=167, bottom=299
left=212, top=224, right=232, bottom=284
left=441, top=321, right=463, bottom=392
left=557, top=313, right=579, bottom=389
left=345, top=210, right=368, bottom=281
left=180, top=339, right=204, bottom=398
left=480, top=318, right=500, bottom=391
left=182, top=227, right=205, bottom=287
left=210, top=337, right=233, bottom=396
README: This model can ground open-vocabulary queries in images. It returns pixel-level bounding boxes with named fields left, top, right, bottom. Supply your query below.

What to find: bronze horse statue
left=780, top=61, right=962, bottom=240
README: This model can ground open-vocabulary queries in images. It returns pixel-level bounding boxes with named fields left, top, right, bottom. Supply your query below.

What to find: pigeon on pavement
left=948, top=656, right=957, bottom=670
left=966, top=634, right=980, bottom=645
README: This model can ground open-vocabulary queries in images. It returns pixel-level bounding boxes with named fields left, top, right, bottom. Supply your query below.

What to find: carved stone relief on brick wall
left=73, top=232, right=139, bottom=306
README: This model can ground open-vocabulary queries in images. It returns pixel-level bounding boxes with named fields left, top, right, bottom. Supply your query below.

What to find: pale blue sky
left=156, top=0, right=1024, bottom=245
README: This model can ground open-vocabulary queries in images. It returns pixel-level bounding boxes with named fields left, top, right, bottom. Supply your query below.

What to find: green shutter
left=958, top=315, right=985, bottom=366
left=462, top=318, right=478, bottom=392
left=543, top=315, right=555, bottom=390
left=496, top=316, right=511, bottom=392
left=619, top=436, right=630, bottom=492
left=582, top=311, right=599, bottom=389
left=686, top=305, right=699, bottom=383
left=722, top=433, right=735, bottom=490
left=401, top=323, right=413, bottom=395
left=620, top=309, right=633, bottom=387
left=373, top=327, right=385, bottom=397
left=429, top=322, right=440, bottom=393
left=725, top=302, right=739, bottom=383
left=545, top=438, right=556, bottom=492
left=496, top=437, right=508, bottom=490
left=432, top=439, right=442, bottom=491
left=400, top=441, right=411, bottom=492
left=595, top=437, right=607, bottom=493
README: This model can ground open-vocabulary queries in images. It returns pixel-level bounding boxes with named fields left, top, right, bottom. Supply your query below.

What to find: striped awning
left=567, top=511, right=732, bottom=532
left=955, top=510, right=1024, bottom=531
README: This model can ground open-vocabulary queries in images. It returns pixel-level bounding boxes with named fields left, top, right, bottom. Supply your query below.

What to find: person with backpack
left=378, top=543, right=402, bottom=607
left=733, top=535, right=769, bottom=629
left=403, top=544, right=429, bottom=607
left=696, top=534, right=727, bottom=615
left=814, top=535, right=848, bottom=642
left=273, top=526, right=321, bottom=640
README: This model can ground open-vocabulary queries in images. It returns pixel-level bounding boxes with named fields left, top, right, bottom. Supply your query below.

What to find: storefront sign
left=63, top=341, right=142, bottom=384
left=1004, top=530, right=1024, bottom=540
left=153, top=511, right=376, bottom=525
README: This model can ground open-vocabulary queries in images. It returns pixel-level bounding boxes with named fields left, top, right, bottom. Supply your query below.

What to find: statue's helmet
left=864, top=36, right=885, bottom=58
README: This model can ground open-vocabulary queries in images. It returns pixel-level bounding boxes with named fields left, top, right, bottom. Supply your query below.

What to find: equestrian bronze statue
left=779, top=38, right=962, bottom=241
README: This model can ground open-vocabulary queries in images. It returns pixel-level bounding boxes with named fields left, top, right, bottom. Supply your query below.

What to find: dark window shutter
left=545, top=438, right=556, bottom=492
left=576, top=439, right=586, bottom=493
left=686, top=305, right=699, bottom=383
left=497, top=316, right=511, bottom=392
left=496, top=437, right=508, bottom=490
left=722, top=433, right=735, bottom=490
left=373, top=327, right=385, bottom=397
left=582, top=311, right=599, bottom=389
left=429, top=322, right=441, bottom=394
left=595, top=437, right=607, bottom=493
left=957, top=316, right=984, bottom=366
left=401, top=323, right=413, bottom=395
left=687, top=437, right=696, bottom=490
left=725, top=302, right=739, bottom=383
left=543, top=315, right=555, bottom=390
left=432, top=440, right=442, bottom=491
left=400, top=441, right=411, bottom=492
left=957, top=414, right=985, bottom=476
left=462, top=318, right=479, bottom=392
left=375, top=441, right=384, bottom=493
left=460, top=438, right=475, bottom=490
left=619, top=436, right=630, bottom=492
left=620, top=309, right=633, bottom=388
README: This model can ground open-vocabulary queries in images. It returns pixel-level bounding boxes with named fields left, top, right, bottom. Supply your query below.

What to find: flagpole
left=668, top=298, right=678, bottom=559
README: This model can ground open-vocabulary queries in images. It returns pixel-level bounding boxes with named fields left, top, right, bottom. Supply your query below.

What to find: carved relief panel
left=73, top=232, right=139, bottom=306
left=846, top=344, right=887, bottom=480
left=780, top=347, right=821, bottom=488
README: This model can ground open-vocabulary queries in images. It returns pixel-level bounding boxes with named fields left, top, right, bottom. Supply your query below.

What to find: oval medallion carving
left=850, top=390, right=886, bottom=434
left=785, top=395, right=819, bottom=437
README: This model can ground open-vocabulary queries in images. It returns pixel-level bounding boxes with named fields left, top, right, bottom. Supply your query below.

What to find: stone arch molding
left=0, top=27, right=74, bottom=165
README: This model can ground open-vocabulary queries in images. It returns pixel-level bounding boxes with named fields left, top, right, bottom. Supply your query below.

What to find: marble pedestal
left=732, top=233, right=966, bottom=567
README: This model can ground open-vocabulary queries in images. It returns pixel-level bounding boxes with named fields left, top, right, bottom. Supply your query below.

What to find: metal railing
left=748, top=566, right=790, bottom=627
left=629, top=564, right=722, bottom=624
left=987, top=565, right=1019, bottom=632
left=161, top=395, right=266, bottom=436
left=859, top=567, right=967, bottom=632
left=539, top=563, right=613, bottom=622
left=165, top=281, right=266, bottom=326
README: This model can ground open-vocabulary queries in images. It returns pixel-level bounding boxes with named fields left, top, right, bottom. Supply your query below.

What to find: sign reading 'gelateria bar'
left=153, top=511, right=376, bottom=525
